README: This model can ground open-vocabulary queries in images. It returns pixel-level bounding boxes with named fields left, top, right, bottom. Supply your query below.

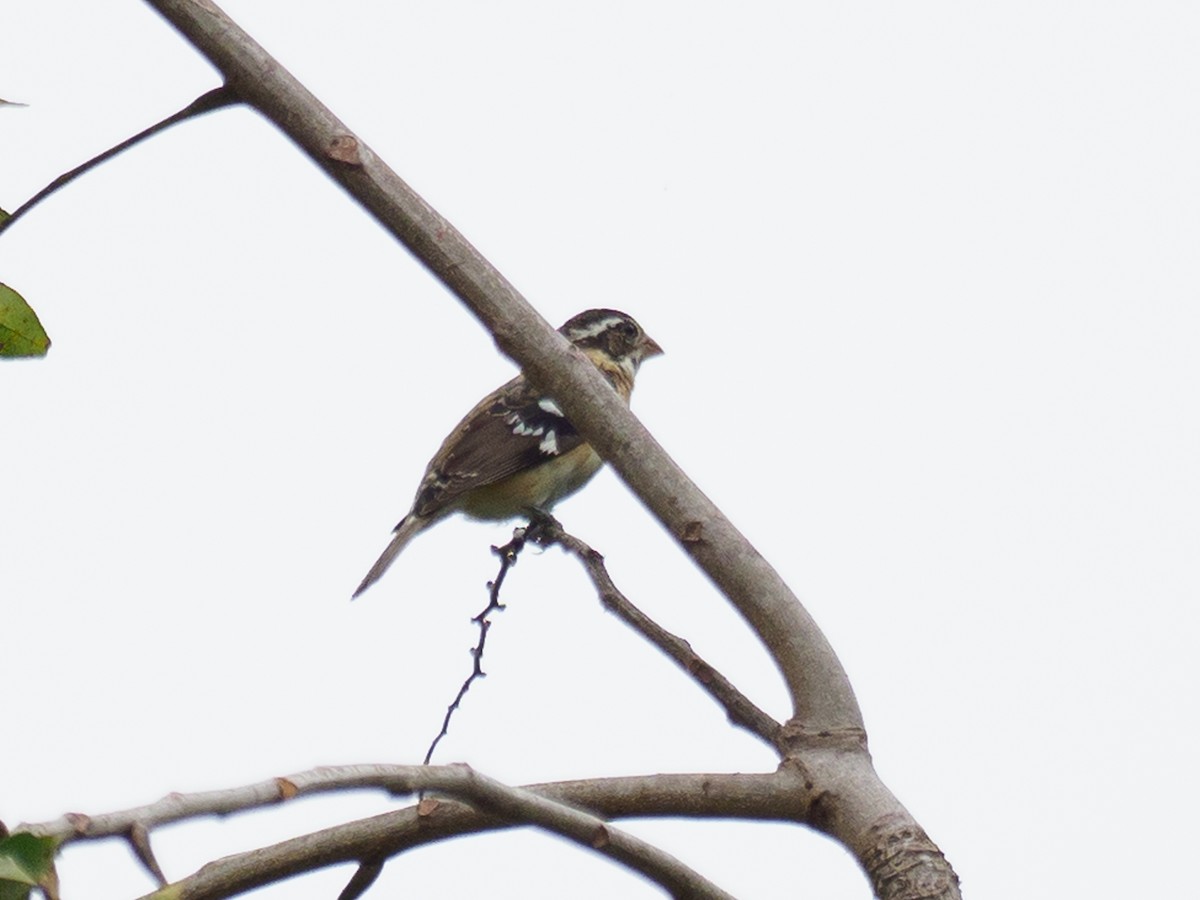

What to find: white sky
left=3, top=2, right=1198, bottom=897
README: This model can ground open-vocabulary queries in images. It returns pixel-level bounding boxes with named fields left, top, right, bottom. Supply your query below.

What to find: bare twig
left=422, top=527, right=527, bottom=765
left=126, top=822, right=167, bottom=886
left=534, top=522, right=785, bottom=751
left=337, top=859, right=383, bottom=900
left=0, top=86, right=238, bottom=238
left=24, top=770, right=360, bottom=843
left=424, top=515, right=573, bottom=764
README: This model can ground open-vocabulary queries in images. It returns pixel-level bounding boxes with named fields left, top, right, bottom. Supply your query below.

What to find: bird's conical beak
left=641, top=334, right=664, bottom=359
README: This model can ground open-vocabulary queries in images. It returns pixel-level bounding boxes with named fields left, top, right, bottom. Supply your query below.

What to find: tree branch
left=525, top=520, right=785, bottom=751
left=422, top=534, right=518, bottom=765
left=24, top=766, right=803, bottom=845
left=144, top=770, right=800, bottom=899
left=0, top=86, right=238, bottom=238
left=132, top=2, right=961, bottom=895
left=26, top=766, right=794, bottom=899
left=140, top=0, right=856, bottom=736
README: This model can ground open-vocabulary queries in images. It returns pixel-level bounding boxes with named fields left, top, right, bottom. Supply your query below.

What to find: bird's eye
left=619, top=321, right=638, bottom=338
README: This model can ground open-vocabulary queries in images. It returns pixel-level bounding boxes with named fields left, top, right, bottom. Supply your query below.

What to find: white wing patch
left=504, top=404, right=563, bottom=452
left=512, top=421, right=544, bottom=437
left=504, top=411, right=543, bottom=437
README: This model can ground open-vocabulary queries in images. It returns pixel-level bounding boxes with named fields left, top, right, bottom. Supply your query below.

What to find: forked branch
left=25, top=766, right=790, bottom=900
left=120, top=2, right=961, bottom=895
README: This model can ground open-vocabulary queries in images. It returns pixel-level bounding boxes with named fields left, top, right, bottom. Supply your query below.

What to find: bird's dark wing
left=409, top=376, right=586, bottom=518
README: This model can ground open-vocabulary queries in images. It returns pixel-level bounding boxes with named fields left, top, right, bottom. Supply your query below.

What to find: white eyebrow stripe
left=538, top=398, right=565, bottom=417
left=568, top=316, right=625, bottom=340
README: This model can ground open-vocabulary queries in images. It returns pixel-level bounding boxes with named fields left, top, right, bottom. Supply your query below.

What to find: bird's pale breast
left=455, top=442, right=603, bottom=520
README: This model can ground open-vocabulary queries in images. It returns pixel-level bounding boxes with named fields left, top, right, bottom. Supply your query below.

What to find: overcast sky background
left=3, top=2, right=1198, bottom=898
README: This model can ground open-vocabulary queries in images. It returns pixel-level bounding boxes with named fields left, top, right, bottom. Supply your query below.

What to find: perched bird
left=353, top=308, right=662, bottom=597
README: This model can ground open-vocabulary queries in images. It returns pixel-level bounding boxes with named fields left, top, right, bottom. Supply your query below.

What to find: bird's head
left=559, top=309, right=663, bottom=390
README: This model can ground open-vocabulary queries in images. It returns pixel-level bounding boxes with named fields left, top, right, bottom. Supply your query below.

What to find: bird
left=352, top=308, right=663, bottom=597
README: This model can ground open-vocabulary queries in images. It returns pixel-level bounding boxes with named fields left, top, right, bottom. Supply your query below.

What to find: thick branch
left=141, top=0, right=858, bottom=735
left=133, top=4, right=960, bottom=896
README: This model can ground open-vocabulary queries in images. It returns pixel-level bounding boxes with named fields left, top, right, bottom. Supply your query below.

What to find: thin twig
left=532, top=522, right=785, bottom=751
left=422, top=525, right=530, bottom=765
left=0, top=86, right=239, bottom=238
left=127, top=822, right=167, bottom=886
left=337, top=859, right=383, bottom=900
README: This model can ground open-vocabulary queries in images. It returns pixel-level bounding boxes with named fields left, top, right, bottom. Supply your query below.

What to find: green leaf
left=0, top=283, right=51, bottom=358
left=0, top=833, right=58, bottom=899
left=0, top=208, right=9, bottom=225
left=0, top=852, right=34, bottom=882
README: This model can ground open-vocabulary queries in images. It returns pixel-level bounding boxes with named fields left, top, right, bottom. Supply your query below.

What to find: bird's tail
left=352, top=515, right=427, bottom=598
